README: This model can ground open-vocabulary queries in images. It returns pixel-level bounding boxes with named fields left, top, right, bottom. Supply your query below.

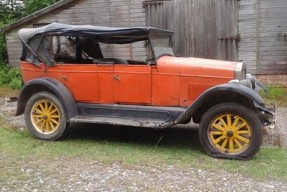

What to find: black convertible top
left=18, top=23, right=173, bottom=66
left=18, top=22, right=173, bottom=44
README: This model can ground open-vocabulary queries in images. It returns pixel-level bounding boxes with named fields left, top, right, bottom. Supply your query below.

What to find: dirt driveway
left=1, top=98, right=287, bottom=191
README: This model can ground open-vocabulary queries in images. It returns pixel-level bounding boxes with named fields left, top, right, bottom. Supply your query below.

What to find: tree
left=0, top=0, right=24, bottom=64
left=23, top=0, right=60, bottom=15
left=0, top=0, right=60, bottom=65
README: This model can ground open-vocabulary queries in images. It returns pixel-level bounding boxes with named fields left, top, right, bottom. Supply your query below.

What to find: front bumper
left=255, top=103, right=275, bottom=127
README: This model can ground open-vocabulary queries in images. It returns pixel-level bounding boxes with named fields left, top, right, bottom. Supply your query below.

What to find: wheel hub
left=227, top=130, right=233, bottom=137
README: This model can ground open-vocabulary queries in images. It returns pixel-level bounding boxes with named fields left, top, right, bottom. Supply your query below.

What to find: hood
left=157, top=56, right=237, bottom=81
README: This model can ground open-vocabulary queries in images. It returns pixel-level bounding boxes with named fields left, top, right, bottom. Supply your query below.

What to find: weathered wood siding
left=145, top=0, right=239, bottom=61
left=239, top=0, right=287, bottom=74
left=5, top=0, right=146, bottom=67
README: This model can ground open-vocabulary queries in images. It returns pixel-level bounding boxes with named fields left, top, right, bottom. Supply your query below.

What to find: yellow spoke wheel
left=25, top=92, right=67, bottom=140
left=31, top=99, right=60, bottom=134
left=199, top=103, right=262, bottom=160
left=208, top=114, right=252, bottom=155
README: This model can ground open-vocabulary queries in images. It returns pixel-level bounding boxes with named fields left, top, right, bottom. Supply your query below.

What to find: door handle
left=113, top=75, right=120, bottom=80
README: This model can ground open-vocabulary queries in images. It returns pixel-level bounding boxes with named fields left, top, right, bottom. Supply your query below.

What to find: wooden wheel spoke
left=35, top=119, right=44, bottom=125
left=235, top=135, right=249, bottom=143
left=45, top=122, right=50, bottom=132
left=51, top=119, right=60, bottom=126
left=227, top=114, right=232, bottom=127
left=219, top=117, right=228, bottom=129
left=35, top=108, right=43, bottom=115
left=214, top=135, right=225, bottom=144
left=212, top=123, right=225, bottom=132
left=234, top=138, right=243, bottom=150
left=44, top=101, right=48, bottom=111
left=33, top=114, right=43, bottom=118
left=50, top=109, right=58, bottom=115
left=237, top=130, right=250, bottom=135
left=231, top=116, right=239, bottom=129
left=39, top=103, right=45, bottom=112
left=211, top=131, right=223, bottom=136
left=47, top=121, right=54, bottom=130
left=40, top=121, right=45, bottom=131
left=234, top=122, right=247, bottom=131
left=51, top=115, right=60, bottom=118
left=229, top=139, right=234, bottom=153
left=221, top=138, right=228, bottom=149
left=48, top=103, right=54, bottom=111
left=47, top=104, right=55, bottom=112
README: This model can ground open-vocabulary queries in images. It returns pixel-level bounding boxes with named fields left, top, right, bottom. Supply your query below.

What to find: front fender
left=16, top=78, right=78, bottom=119
left=174, top=83, right=265, bottom=124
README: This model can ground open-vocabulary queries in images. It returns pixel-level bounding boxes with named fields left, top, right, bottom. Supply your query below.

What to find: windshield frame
left=148, top=31, right=174, bottom=63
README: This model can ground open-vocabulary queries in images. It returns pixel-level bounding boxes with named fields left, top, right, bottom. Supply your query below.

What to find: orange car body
left=20, top=56, right=235, bottom=108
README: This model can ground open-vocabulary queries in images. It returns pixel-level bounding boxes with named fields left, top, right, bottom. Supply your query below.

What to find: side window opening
left=54, top=36, right=147, bottom=65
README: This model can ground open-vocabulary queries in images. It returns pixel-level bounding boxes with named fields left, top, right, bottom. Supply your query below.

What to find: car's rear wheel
left=24, top=92, right=68, bottom=140
left=199, top=103, right=262, bottom=160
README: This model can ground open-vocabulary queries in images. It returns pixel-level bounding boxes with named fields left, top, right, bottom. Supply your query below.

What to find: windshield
left=149, top=33, right=174, bottom=60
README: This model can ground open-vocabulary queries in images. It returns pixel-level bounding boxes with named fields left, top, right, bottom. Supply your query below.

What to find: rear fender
left=175, top=83, right=265, bottom=124
left=16, top=78, right=78, bottom=119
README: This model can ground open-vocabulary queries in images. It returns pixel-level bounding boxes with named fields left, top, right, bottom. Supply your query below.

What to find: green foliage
left=260, top=86, right=287, bottom=107
left=0, top=1, right=24, bottom=22
left=0, top=0, right=60, bottom=66
left=23, top=0, right=60, bottom=15
left=0, top=30, right=8, bottom=64
left=0, top=0, right=25, bottom=66
left=0, top=63, right=21, bottom=89
left=261, top=86, right=287, bottom=100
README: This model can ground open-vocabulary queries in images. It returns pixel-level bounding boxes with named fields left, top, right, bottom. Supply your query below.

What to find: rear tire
left=24, top=92, right=68, bottom=140
left=199, top=103, right=262, bottom=160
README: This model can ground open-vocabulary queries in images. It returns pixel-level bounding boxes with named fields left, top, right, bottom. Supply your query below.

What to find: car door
left=60, top=64, right=99, bottom=103
left=114, top=64, right=152, bottom=105
left=97, top=64, right=114, bottom=104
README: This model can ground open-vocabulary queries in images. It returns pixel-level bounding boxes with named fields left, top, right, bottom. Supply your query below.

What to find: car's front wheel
left=24, top=92, right=68, bottom=140
left=199, top=103, right=262, bottom=160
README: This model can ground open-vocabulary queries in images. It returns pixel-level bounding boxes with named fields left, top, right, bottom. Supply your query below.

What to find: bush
left=0, top=63, right=21, bottom=89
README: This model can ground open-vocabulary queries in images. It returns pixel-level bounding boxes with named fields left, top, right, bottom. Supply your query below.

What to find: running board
left=70, top=116, right=173, bottom=128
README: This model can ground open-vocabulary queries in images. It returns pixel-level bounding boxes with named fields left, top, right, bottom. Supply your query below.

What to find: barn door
left=144, top=0, right=239, bottom=61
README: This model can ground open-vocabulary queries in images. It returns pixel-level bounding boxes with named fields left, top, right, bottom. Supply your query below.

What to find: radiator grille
left=188, top=84, right=215, bottom=102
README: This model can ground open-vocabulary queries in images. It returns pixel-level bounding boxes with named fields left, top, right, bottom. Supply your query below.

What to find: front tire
left=24, top=92, right=68, bottom=140
left=199, top=103, right=262, bottom=160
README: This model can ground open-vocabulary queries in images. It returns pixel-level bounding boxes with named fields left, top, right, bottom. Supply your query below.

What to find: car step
left=70, top=116, right=171, bottom=128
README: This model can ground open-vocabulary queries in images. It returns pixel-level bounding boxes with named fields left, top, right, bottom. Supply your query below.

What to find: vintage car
left=17, top=23, right=273, bottom=160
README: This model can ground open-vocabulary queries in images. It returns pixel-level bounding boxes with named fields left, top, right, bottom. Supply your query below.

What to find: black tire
left=24, top=91, right=68, bottom=140
left=199, top=103, right=262, bottom=160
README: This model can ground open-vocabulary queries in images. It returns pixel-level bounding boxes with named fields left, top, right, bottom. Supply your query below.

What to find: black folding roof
left=18, top=22, right=173, bottom=44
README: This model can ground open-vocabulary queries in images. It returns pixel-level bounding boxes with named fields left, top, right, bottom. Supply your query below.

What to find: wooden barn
left=2, top=0, right=287, bottom=85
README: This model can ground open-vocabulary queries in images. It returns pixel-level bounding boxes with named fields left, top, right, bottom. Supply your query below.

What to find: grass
left=0, top=64, right=22, bottom=90
left=0, top=85, right=19, bottom=97
left=0, top=123, right=286, bottom=181
left=261, top=86, right=287, bottom=107
left=0, top=87, right=286, bottom=183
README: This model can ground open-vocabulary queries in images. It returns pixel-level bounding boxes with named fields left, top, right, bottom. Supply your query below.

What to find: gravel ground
left=1, top=98, right=287, bottom=191
left=1, top=154, right=287, bottom=192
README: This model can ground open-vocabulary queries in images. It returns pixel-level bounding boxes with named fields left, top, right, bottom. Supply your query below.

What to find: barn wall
left=145, top=0, right=239, bottom=61
left=238, top=0, right=287, bottom=74
left=5, top=0, right=146, bottom=67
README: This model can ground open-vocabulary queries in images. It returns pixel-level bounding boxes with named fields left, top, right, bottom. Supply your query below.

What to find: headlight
left=234, top=62, right=246, bottom=80
left=246, top=74, right=256, bottom=89
left=239, top=79, right=252, bottom=89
